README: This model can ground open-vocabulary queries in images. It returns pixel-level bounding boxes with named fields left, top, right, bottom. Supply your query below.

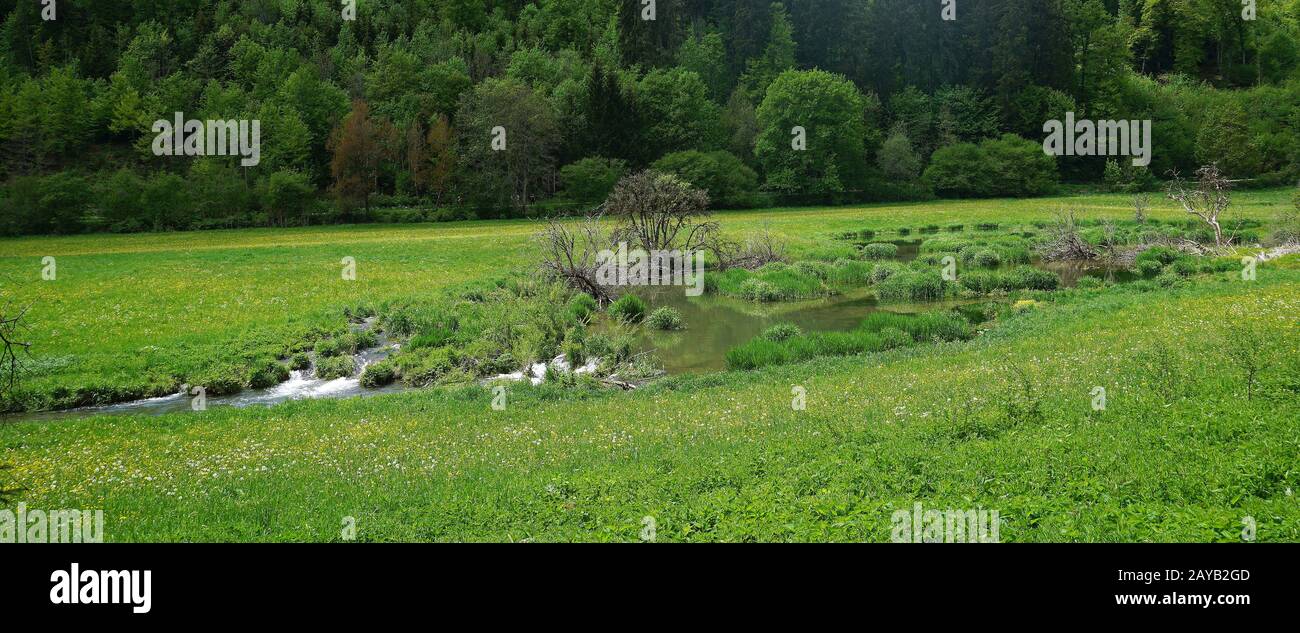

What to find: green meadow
left=2, top=188, right=1291, bottom=412
left=1, top=190, right=1298, bottom=541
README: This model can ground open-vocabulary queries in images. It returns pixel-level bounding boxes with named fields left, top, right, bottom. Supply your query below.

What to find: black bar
left=1, top=544, right=1289, bottom=621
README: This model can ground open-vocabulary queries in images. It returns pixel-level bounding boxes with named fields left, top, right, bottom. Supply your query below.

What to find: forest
left=0, top=0, right=1298, bottom=234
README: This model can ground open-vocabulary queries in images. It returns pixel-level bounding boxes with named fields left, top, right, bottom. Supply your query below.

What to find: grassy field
left=1, top=189, right=1298, bottom=542
left=2, top=189, right=1292, bottom=412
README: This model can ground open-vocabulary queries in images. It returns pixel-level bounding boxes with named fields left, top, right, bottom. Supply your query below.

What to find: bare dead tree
left=0, top=463, right=19, bottom=504
left=605, top=170, right=717, bottom=256
left=1132, top=193, right=1150, bottom=225
left=711, top=222, right=789, bottom=270
left=1037, top=208, right=1097, bottom=262
left=1, top=303, right=31, bottom=399
left=0, top=303, right=30, bottom=503
left=1166, top=164, right=1233, bottom=248
left=535, top=213, right=617, bottom=303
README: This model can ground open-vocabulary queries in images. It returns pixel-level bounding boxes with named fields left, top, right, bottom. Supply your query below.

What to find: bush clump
left=875, top=270, right=946, bottom=303
left=289, top=353, right=312, bottom=371
left=1135, top=260, right=1163, bottom=277
left=359, top=360, right=398, bottom=387
left=860, top=242, right=899, bottom=260
left=314, top=337, right=345, bottom=357
left=859, top=310, right=972, bottom=341
left=738, top=277, right=782, bottom=302
left=246, top=359, right=290, bottom=388
left=959, top=266, right=1060, bottom=293
left=315, top=355, right=356, bottom=380
left=760, top=323, right=803, bottom=341
left=869, top=261, right=905, bottom=284
left=566, top=293, right=599, bottom=324
left=646, top=306, right=685, bottom=330
left=608, top=294, right=648, bottom=323
left=961, top=248, right=1002, bottom=268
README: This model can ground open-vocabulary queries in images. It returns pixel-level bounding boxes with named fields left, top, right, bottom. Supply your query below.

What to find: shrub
left=314, top=337, right=345, bottom=357
left=869, top=261, right=905, bottom=284
left=739, top=277, right=781, bottom=302
left=860, top=310, right=972, bottom=341
left=359, top=360, right=398, bottom=387
left=652, top=150, right=759, bottom=208
left=646, top=306, right=684, bottom=330
left=1135, top=246, right=1183, bottom=267
left=0, top=172, right=92, bottom=235
left=315, top=355, right=356, bottom=380
left=875, top=270, right=946, bottom=303
left=961, top=248, right=1002, bottom=268
left=584, top=333, right=613, bottom=360
left=559, top=157, right=627, bottom=204
left=609, top=294, right=648, bottom=323
left=1136, top=260, right=1164, bottom=278
left=394, top=347, right=454, bottom=385
left=1009, top=266, right=1060, bottom=291
left=246, top=359, right=290, bottom=388
left=1273, top=198, right=1300, bottom=243
left=562, top=328, right=587, bottom=365
left=793, top=260, right=832, bottom=280
left=259, top=170, right=315, bottom=226
left=761, top=323, right=803, bottom=341
left=1171, top=259, right=1200, bottom=277
left=876, top=126, right=923, bottom=181
left=566, top=293, right=599, bottom=324
left=289, top=353, right=312, bottom=370
left=860, top=242, right=899, bottom=260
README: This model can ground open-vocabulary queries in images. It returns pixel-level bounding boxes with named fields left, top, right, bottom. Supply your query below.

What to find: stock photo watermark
left=892, top=503, right=1001, bottom=543
left=1043, top=113, right=1152, bottom=167
left=152, top=113, right=261, bottom=167
left=1, top=503, right=104, bottom=543
left=594, top=243, right=705, bottom=297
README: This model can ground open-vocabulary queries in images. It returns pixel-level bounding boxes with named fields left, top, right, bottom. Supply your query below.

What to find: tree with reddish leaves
left=328, top=100, right=393, bottom=215
left=427, top=115, right=456, bottom=206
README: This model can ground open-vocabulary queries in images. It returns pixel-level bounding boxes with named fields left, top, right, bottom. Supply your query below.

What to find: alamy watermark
left=891, top=502, right=1000, bottom=543
left=595, top=242, right=705, bottom=297
left=152, top=113, right=261, bottom=167
left=1043, top=112, right=1152, bottom=167
left=2, top=503, right=104, bottom=543
left=50, top=563, right=150, bottom=614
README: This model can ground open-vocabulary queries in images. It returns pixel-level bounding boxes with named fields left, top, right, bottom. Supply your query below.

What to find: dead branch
left=1037, top=208, right=1098, bottom=262
left=535, top=214, right=617, bottom=303
left=1165, top=164, right=1233, bottom=248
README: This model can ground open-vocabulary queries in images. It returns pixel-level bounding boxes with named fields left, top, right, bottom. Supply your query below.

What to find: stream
left=5, top=252, right=1127, bottom=423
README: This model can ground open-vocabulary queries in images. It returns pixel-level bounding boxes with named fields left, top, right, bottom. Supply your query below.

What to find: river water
left=4, top=253, right=1124, bottom=423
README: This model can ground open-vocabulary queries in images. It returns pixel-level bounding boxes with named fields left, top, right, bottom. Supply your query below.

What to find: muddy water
left=630, top=287, right=981, bottom=374
left=1037, top=259, right=1137, bottom=287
